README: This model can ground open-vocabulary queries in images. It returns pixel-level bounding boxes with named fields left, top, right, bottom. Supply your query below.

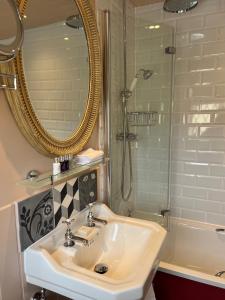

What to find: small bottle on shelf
left=60, top=156, right=66, bottom=172
left=52, top=157, right=61, bottom=176
left=64, top=154, right=69, bottom=171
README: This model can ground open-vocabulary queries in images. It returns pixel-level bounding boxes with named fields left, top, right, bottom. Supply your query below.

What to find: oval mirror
left=23, top=0, right=89, bottom=141
left=0, top=0, right=23, bottom=62
left=1, top=0, right=101, bottom=156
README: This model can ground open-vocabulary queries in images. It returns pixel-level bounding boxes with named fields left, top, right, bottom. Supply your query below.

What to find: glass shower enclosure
left=104, top=0, right=174, bottom=226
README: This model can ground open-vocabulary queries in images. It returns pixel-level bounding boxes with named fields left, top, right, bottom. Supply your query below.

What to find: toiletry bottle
left=60, top=156, right=66, bottom=172
left=65, top=154, right=69, bottom=171
left=53, top=157, right=61, bottom=176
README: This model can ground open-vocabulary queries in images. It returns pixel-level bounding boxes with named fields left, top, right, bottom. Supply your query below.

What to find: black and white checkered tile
left=53, top=170, right=97, bottom=226
left=53, top=177, right=79, bottom=226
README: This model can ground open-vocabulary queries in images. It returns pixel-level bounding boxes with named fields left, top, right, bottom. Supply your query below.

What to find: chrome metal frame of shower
left=120, top=0, right=133, bottom=202
left=165, top=30, right=176, bottom=230
left=103, top=10, right=111, bottom=205
left=98, top=9, right=112, bottom=206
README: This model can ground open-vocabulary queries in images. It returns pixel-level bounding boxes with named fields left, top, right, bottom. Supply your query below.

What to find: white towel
left=75, top=148, right=104, bottom=165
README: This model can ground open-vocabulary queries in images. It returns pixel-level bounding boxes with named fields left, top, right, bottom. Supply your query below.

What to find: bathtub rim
left=160, top=215, right=225, bottom=289
left=159, top=261, right=225, bottom=289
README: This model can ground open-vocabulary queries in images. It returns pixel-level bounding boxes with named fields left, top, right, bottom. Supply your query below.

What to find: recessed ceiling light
left=64, top=37, right=69, bottom=41
left=147, top=24, right=161, bottom=30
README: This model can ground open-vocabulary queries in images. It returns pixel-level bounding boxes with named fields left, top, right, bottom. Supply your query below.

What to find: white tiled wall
left=23, top=22, right=88, bottom=140
left=136, top=0, right=225, bottom=226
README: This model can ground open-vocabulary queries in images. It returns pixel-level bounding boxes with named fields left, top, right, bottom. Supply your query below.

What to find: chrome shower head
left=136, top=69, right=154, bottom=80
left=129, top=69, right=154, bottom=92
left=163, top=0, right=198, bottom=13
left=65, top=14, right=83, bottom=29
left=143, top=69, right=154, bottom=80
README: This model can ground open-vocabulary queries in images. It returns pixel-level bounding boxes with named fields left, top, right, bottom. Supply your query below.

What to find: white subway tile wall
left=136, top=0, right=225, bottom=225
left=23, top=22, right=88, bottom=140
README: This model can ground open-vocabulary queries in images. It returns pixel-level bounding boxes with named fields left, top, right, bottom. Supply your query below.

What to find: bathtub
left=159, top=217, right=225, bottom=289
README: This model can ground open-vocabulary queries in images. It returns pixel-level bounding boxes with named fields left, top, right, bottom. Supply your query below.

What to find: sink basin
left=24, top=204, right=166, bottom=300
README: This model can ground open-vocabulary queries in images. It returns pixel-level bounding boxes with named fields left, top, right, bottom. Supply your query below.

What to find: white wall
left=136, top=0, right=225, bottom=226
left=0, top=89, right=52, bottom=299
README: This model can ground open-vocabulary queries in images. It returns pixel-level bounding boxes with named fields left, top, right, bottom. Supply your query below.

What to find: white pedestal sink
left=24, top=203, right=166, bottom=300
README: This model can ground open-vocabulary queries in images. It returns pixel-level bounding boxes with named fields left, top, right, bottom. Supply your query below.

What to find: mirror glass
left=22, top=0, right=89, bottom=140
left=0, top=0, right=17, bottom=46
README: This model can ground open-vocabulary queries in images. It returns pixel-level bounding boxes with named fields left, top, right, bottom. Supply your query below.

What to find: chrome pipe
left=97, top=9, right=112, bottom=204
left=121, top=94, right=133, bottom=201
left=103, top=10, right=112, bottom=205
left=123, top=0, right=127, bottom=90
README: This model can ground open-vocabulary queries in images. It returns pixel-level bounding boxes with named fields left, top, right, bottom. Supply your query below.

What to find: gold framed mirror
left=1, top=0, right=101, bottom=157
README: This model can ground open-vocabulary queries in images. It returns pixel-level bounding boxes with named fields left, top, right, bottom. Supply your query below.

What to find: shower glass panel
left=131, top=18, right=174, bottom=223
left=109, top=1, right=174, bottom=225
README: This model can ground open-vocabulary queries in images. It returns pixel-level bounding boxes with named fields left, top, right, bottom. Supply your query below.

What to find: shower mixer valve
left=120, top=89, right=132, bottom=99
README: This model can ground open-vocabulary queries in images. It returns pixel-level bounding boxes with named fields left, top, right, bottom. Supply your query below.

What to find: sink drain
left=94, top=263, right=108, bottom=274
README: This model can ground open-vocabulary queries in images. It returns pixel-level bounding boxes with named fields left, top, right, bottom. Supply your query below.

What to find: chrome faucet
left=62, top=219, right=89, bottom=247
left=86, top=202, right=107, bottom=227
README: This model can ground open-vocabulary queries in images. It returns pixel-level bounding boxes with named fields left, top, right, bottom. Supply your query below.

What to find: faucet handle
left=63, top=219, right=75, bottom=247
left=86, top=202, right=97, bottom=211
left=86, top=203, right=96, bottom=227
left=62, top=218, right=75, bottom=229
left=86, top=201, right=97, bottom=207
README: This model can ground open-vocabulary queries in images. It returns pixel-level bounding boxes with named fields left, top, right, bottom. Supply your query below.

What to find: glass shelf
left=18, top=157, right=109, bottom=190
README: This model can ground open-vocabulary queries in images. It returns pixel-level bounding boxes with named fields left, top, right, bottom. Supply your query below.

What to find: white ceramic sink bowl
left=24, top=204, right=166, bottom=300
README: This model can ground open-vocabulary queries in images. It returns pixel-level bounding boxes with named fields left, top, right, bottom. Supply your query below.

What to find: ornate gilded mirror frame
left=2, top=0, right=101, bottom=156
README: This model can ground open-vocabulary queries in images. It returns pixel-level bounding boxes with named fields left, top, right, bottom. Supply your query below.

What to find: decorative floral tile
left=18, top=189, right=54, bottom=251
left=79, top=170, right=97, bottom=210
left=17, top=170, right=98, bottom=251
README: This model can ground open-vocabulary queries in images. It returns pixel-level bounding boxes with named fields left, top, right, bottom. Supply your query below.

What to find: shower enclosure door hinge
left=165, top=46, right=176, bottom=55
left=160, top=209, right=170, bottom=217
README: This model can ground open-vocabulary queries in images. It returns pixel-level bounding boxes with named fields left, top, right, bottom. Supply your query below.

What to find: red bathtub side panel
left=153, top=271, right=225, bottom=300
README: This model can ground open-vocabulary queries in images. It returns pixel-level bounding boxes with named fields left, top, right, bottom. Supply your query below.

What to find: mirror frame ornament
left=1, top=0, right=101, bottom=156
